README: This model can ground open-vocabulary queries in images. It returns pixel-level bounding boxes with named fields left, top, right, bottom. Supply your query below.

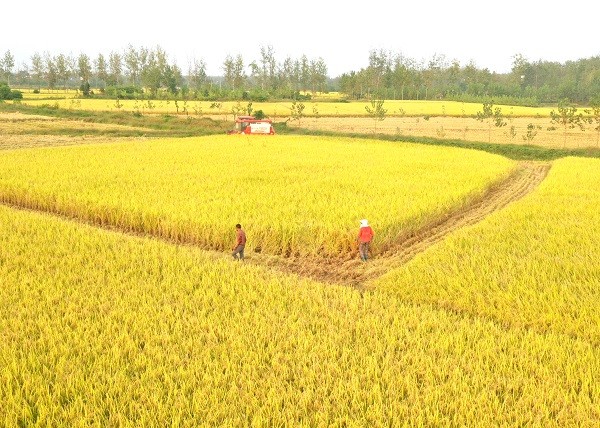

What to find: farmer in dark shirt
left=232, top=224, right=247, bottom=260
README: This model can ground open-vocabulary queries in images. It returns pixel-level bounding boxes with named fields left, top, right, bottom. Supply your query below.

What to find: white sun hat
left=360, top=219, right=369, bottom=227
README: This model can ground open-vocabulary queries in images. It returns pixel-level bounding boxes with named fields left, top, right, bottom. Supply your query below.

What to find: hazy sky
left=2, top=0, right=599, bottom=77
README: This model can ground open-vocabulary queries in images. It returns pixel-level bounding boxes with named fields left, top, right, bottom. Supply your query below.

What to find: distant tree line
left=0, top=45, right=328, bottom=101
left=340, top=50, right=600, bottom=105
left=1, top=46, right=599, bottom=104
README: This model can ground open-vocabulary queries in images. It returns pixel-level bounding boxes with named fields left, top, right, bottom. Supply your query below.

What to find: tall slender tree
left=77, top=53, right=92, bottom=94
left=1, top=50, right=15, bottom=85
left=188, top=59, right=207, bottom=92
left=94, top=54, right=108, bottom=88
left=124, top=45, right=140, bottom=86
left=55, top=54, right=71, bottom=89
left=31, top=52, right=44, bottom=90
left=108, top=51, right=122, bottom=86
left=44, top=53, right=58, bottom=90
left=223, top=54, right=245, bottom=91
left=310, top=58, right=327, bottom=93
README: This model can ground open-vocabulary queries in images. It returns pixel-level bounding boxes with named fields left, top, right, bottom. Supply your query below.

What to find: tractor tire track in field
left=0, top=161, right=551, bottom=289
left=252, top=161, right=551, bottom=289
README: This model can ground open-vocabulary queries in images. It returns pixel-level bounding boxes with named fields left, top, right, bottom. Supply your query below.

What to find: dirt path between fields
left=248, top=161, right=551, bottom=288
left=0, top=161, right=550, bottom=289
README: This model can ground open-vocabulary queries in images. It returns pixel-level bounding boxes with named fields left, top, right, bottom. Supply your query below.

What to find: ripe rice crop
left=17, top=98, right=556, bottom=118
left=376, top=157, right=600, bottom=345
left=0, top=135, right=515, bottom=257
left=0, top=204, right=598, bottom=426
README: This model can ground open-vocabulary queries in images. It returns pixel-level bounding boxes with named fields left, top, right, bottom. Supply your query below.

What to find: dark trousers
left=359, top=242, right=370, bottom=261
left=232, top=245, right=245, bottom=260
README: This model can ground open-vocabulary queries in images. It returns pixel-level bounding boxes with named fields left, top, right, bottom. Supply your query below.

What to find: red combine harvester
left=228, top=115, right=275, bottom=135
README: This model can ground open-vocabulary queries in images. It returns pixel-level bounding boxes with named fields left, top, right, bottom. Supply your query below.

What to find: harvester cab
left=228, top=115, right=275, bottom=135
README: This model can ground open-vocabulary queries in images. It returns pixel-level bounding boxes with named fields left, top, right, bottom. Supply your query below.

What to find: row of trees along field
left=339, top=51, right=600, bottom=105
left=0, top=45, right=328, bottom=101
left=0, top=46, right=599, bottom=104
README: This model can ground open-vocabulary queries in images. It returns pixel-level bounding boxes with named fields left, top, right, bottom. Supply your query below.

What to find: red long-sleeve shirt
left=358, top=226, right=374, bottom=243
left=236, top=229, right=247, bottom=246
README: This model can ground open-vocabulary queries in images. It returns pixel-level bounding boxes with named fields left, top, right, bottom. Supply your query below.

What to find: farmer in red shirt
left=232, top=223, right=247, bottom=260
left=357, top=219, right=374, bottom=261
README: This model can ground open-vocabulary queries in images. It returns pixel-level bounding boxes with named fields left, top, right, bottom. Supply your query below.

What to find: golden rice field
left=18, top=97, right=556, bottom=118
left=0, top=135, right=515, bottom=258
left=376, top=157, right=600, bottom=345
left=0, top=200, right=598, bottom=426
left=1, top=115, right=599, bottom=426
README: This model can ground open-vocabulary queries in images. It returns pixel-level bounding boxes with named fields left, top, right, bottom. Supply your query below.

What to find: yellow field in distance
left=16, top=97, right=558, bottom=118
